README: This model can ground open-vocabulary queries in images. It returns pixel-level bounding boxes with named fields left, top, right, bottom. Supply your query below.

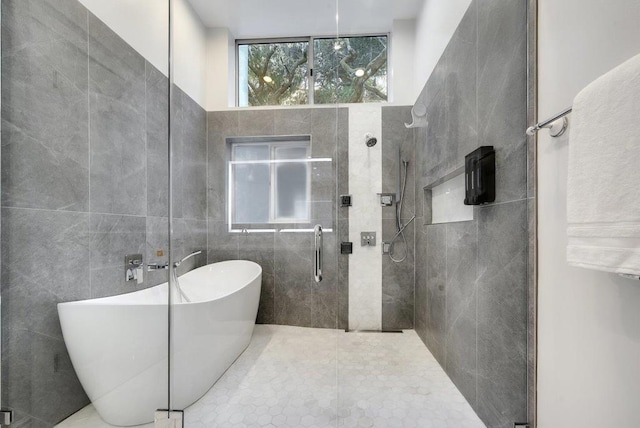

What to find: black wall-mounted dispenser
left=464, top=146, right=495, bottom=205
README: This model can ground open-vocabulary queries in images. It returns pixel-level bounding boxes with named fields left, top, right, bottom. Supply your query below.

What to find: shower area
left=0, top=0, right=536, bottom=427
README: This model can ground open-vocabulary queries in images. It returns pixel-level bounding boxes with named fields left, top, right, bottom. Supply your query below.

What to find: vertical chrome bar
left=314, top=225, right=323, bottom=283
left=166, top=0, right=174, bottom=415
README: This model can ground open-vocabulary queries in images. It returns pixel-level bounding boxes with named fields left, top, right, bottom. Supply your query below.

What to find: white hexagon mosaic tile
left=57, top=325, right=485, bottom=428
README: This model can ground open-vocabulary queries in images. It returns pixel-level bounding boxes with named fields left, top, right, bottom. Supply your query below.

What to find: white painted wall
left=173, top=0, right=207, bottom=106
left=412, top=0, right=472, bottom=98
left=205, top=28, right=235, bottom=110
left=390, top=19, right=416, bottom=105
left=79, top=0, right=208, bottom=107
left=348, top=105, right=383, bottom=331
left=537, top=1, right=640, bottom=427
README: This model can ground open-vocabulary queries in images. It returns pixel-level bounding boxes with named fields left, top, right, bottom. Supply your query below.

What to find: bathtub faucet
left=174, top=251, right=202, bottom=268
left=147, top=262, right=169, bottom=271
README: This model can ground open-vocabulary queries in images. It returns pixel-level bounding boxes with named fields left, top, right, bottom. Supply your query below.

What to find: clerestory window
left=237, top=35, right=388, bottom=107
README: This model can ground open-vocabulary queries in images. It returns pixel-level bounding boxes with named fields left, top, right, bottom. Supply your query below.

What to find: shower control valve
left=378, top=193, right=395, bottom=206
left=125, top=254, right=144, bottom=284
left=361, top=232, right=377, bottom=247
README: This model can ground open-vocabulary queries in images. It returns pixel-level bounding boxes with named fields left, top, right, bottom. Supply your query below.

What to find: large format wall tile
left=313, top=232, right=339, bottom=329
left=1, top=0, right=89, bottom=211
left=239, top=232, right=275, bottom=324
left=182, top=94, right=207, bottom=220
left=207, top=220, right=239, bottom=264
left=88, top=14, right=146, bottom=216
left=170, top=87, right=185, bottom=219
left=381, top=106, right=415, bottom=330
left=381, top=219, right=414, bottom=330
left=1, top=208, right=91, bottom=333
left=381, top=106, right=415, bottom=219
left=414, top=223, right=428, bottom=342
left=207, top=108, right=347, bottom=329
left=2, top=330, right=89, bottom=425
left=274, top=232, right=313, bottom=327
left=146, top=64, right=170, bottom=218
left=1, top=208, right=91, bottom=423
left=444, top=1, right=478, bottom=170
left=477, top=0, right=528, bottom=204
left=89, top=213, right=146, bottom=298
left=238, top=109, right=275, bottom=136
left=413, top=1, right=530, bottom=426
left=476, top=201, right=528, bottom=428
left=1, top=4, right=209, bottom=426
left=423, top=88, right=448, bottom=185
left=274, top=108, right=311, bottom=136
left=207, top=111, right=238, bottom=223
left=445, top=221, right=478, bottom=406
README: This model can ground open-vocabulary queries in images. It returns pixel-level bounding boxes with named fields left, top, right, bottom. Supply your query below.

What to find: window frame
left=227, top=135, right=312, bottom=228
left=235, top=33, right=390, bottom=107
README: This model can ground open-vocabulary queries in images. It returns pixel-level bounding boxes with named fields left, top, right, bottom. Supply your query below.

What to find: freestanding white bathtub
left=58, top=260, right=261, bottom=426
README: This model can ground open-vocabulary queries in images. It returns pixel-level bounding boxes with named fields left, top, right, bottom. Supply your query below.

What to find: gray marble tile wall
left=1, top=2, right=207, bottom=426
left=413, top=1, right=530, bottom=427
left=206, top=108, right=348, bottom=330
left=381, top=106, right=415, bottom=330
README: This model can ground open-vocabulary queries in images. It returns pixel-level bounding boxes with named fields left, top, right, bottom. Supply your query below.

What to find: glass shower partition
left=1, top=0, right=172, bottom=426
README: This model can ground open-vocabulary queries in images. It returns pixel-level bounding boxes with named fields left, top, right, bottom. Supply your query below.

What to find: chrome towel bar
left=526, top=107, right=572, bottom=137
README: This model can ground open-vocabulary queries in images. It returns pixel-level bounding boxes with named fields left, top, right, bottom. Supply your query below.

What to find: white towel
left=567, top=52, right=640, bottom=276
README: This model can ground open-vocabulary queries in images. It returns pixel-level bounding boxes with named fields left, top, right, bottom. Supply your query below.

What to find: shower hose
left=389, top=160, right=415, bottom=263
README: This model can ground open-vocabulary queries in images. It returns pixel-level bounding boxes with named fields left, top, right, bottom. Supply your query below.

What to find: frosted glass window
left=275, top=146, right=309, bottom=221
left=229, top=137, right=310, bottom=225
left=232, top=145, right=270, bottom=223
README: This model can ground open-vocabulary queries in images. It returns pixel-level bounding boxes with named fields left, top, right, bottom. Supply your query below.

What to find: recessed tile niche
left=423, top=172, right=473, bottom=224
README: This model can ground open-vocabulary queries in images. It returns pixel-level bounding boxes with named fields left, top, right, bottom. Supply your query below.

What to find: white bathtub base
left=58, top=261, right=261, bottom=426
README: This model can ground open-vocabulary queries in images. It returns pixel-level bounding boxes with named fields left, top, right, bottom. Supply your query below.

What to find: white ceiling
left=186, top=0, right=425, bottom=39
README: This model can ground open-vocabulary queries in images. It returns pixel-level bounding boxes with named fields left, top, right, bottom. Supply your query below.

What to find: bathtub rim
left=57, top=260, right=262, bottom=308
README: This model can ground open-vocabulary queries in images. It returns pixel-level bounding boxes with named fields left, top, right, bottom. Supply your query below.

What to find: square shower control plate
left=361, top=232, right=376, bottom=246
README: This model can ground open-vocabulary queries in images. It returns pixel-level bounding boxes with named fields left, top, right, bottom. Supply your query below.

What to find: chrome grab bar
left=314, top=224, right=323, bottom=283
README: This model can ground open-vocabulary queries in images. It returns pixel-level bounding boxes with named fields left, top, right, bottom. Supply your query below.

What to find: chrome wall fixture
left=526, top=106, right=572, bottom=137
left=314, top=224, right=323, bottom=283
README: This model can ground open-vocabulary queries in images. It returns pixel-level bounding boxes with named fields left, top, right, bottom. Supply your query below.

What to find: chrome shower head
left=365, top=133, right=377, bottom=147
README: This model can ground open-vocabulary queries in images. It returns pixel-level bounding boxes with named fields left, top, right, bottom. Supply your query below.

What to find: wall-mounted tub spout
left=174, top=250, right=202, bottom=268
left=172, top=251, right=203, bottom=304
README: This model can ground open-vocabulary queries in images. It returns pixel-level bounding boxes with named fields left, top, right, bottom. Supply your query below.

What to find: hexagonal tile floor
left=57, top=325, right=485, bottom=428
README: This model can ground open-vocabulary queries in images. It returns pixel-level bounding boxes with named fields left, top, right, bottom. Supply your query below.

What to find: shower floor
left=57, top=325, right=485, bottom=428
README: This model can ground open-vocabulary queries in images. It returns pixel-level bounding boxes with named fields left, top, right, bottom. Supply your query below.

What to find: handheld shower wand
left=389, top=155, right=411, bottom=263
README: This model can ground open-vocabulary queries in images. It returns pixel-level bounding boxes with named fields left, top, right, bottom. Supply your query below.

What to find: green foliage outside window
left=239, top=36, right=388, bottom=106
